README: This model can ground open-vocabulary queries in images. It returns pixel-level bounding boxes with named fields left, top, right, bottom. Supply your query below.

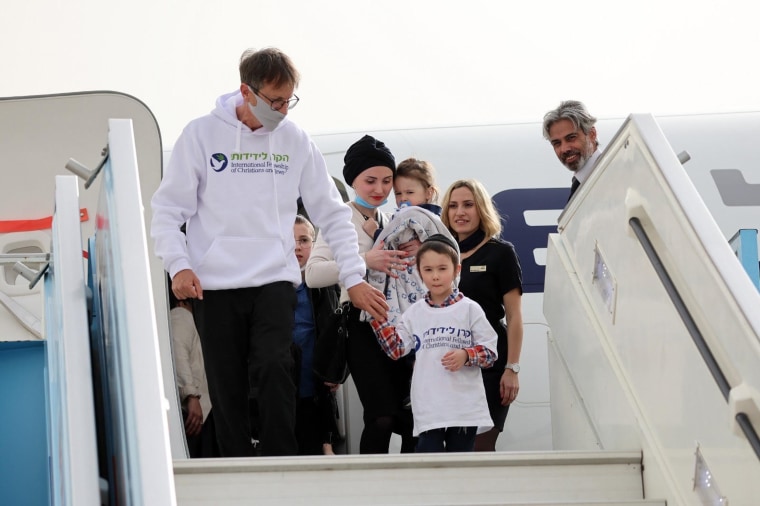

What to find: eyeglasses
left=295, top=238, right=314, bottom=248
left=252, top=86, right=300, bottom=111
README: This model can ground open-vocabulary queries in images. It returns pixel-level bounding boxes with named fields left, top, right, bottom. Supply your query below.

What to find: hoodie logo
left=210, top=153, right=229, bottom=172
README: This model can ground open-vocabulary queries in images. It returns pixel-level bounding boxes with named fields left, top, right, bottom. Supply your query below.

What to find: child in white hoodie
left=370, top=234, right=497, bottom=452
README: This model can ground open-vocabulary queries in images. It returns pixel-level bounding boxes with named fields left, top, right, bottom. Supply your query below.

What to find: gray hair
left=542, top=100, right=597, bottom=142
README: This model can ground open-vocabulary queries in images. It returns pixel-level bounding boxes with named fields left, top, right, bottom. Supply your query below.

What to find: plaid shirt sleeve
left=464, top=346, right=497, bottom=369
left=369, top=319, right=406, bottom=360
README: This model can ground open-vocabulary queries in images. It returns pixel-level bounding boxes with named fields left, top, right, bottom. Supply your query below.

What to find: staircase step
left=477, top=502, right=665, bottom=506
left=175, top=450, right=655, bottom=505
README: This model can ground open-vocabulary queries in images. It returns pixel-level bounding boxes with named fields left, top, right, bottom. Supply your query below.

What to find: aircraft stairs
left=541, top=114, right=760, bottom=505
left=4, top=99, right=760, bottom=505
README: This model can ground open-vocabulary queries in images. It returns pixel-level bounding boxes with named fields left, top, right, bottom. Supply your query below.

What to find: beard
left=561, top=141, right=595, bottom=172
left=561, top=150, right=589, bottom=171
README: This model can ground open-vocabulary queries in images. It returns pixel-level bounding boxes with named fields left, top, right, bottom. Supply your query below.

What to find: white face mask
left=246, top=85, right=286, bottom=131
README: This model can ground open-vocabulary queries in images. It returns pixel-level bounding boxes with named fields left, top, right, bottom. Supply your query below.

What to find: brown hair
left=239, top=47, right=301, bottom=90
left=396, top=158, right=439, bottom=203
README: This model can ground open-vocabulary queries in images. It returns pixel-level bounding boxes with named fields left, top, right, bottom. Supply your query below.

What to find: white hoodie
left=151, top=90, right=365, bottom=290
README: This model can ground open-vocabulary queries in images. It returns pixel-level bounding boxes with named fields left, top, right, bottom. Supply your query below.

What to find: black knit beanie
left=342, top=134, right=396, bottom=186
left=424, top=233, right=459, bottom=253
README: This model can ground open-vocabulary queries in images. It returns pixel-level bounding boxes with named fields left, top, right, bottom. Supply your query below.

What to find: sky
left=3, top=0, right=758, bottom=149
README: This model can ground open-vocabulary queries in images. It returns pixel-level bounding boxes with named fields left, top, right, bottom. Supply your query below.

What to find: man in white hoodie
left=151, top=47, right=387, bottom=457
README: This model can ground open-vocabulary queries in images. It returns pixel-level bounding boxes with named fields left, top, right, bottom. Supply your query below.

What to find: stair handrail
left=629, top=216, right=760, bottom=461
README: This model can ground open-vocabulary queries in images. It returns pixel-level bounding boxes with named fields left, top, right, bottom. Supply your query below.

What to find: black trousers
left=194, top=283, right=297, bottom=457
left=345, top=305, right=414, bottom=453
left=294, top=387, right=340, bottom=455
left=183, top=409, right=219, bottom=458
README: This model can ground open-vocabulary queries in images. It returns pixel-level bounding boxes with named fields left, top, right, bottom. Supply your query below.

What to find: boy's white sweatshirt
left=151, top=90, right=365, bottom=290
left=395, top=297, right=497, bottom=436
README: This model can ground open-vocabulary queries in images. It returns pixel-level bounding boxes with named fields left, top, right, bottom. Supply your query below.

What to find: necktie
left=568, top=176, right=581, bottom=201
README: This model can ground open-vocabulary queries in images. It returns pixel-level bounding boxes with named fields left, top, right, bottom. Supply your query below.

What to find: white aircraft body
left=0, top=92, right=759, bottom=505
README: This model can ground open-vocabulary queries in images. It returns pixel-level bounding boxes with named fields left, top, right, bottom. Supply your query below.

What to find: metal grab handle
left=65, top=145, right=109, bottom=189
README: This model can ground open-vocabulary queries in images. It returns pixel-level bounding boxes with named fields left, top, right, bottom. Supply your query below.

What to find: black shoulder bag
left=313, top=301, right=351, bottom=384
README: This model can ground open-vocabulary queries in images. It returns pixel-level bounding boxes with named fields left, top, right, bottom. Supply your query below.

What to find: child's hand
left=362, top=216, right=380, bottom=238
left=441, top=349, right=468, bottom=371
left=398, top=238, right=422, bottom=259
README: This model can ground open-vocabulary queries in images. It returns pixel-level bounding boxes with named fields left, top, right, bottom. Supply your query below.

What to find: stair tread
left=174, top=449, right=644, bottom=474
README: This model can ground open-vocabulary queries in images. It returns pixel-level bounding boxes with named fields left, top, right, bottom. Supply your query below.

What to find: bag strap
left=335, top=300, right=351, bottom=315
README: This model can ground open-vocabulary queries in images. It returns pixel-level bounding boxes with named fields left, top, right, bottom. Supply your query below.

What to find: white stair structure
left=544, top=114, right=760, bottom=505
left=174, top=450, right=661, bottom=506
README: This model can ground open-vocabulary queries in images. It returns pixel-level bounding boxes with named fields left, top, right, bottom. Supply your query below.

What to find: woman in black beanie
left=306, top=134, right=415, bottom=454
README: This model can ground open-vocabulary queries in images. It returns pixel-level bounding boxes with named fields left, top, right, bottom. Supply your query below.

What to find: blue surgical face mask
left=246, top=85, right=286, bottom=131
left=354, top=195, right=388, bottom=209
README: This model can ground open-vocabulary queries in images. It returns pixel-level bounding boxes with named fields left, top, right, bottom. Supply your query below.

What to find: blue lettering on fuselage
left=492, top=187, right=568, bottom=293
